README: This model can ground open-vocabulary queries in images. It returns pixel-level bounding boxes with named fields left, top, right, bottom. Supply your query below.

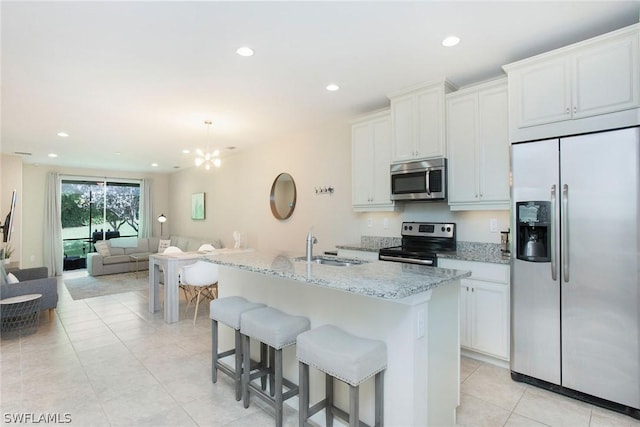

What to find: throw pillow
left=94, top=241, right=111, bottom=257
left=158, top=239, right=171, bottom=253
left=6, top=273, right=19, bottom=284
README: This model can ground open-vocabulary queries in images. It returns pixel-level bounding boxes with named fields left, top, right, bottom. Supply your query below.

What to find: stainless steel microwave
left=390, top=158, right=447, bottom=201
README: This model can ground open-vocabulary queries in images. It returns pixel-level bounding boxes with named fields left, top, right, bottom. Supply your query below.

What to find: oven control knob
left=441, top=226, right=445, bottom=232
left=446, top=227, right=451, bottom=232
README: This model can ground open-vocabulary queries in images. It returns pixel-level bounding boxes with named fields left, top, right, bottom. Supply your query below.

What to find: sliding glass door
left=61, top=179, right=140, bottom=270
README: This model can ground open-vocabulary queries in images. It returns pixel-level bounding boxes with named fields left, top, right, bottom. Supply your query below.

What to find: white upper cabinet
left=351, top=110, right=397, bottom=212
left=389, top=80, right=455, bottom=162
left=446, top=78, right=510, bottom=210
left=504, top=23, right=640, bottom=142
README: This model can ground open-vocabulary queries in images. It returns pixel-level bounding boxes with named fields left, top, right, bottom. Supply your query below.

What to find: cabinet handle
left=466, top=286, right=469, bottom=291
left=566, top=107, right=570, bottom=114
left=573, top=106, right=577, bottom=114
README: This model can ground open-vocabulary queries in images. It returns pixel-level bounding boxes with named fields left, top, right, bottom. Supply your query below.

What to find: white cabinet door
left=470, top=280, right=510, bottom=359
left=478, top=85, right=510, bottom=203
left=573, top=34, right=640, bottom=119
left=446, top=79, right=510, bottom=210
left=390, top=81, right=452, bottom=162
left=439, top=258, right=510, bottom=361
left=459, top=281, right=472, bottom=348
left=512, top=57, right=571, bottom=128
left=415, top=86, right=446, bottom=159
left=351, top=111, right=396, bottom=211
left=447, top=95, right=478, bottom=203
left=352, top=122, right=373, bottom=206
left=371, top=118, right=392, bottom=204
left=390, top=95, right=416, bottom=162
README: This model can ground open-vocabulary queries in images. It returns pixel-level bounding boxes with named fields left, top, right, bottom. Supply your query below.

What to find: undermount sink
left=294, top=256, right=368, bottom=267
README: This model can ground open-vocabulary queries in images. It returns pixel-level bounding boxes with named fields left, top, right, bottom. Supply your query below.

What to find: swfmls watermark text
left=3, top=413, right=72, bottom=424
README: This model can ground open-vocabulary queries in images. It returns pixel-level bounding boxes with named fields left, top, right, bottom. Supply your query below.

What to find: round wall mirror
left=270, top=173, right=297, bottom=220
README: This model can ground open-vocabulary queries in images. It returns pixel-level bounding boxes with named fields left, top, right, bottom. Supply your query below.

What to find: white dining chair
left=180, top=260, right=219, bottom=324
left=198, top=243, right=216, bottom=252
left=160, top=246, right=192, bottom=303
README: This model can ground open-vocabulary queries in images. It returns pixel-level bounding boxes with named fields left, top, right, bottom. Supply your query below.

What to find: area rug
left=64, top=272, right=148, bottom=300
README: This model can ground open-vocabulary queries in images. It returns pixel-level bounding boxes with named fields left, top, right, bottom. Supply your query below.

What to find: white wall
left=169, top=120, right=362, bottom=254
left=1, top=155, right=23, bottom=264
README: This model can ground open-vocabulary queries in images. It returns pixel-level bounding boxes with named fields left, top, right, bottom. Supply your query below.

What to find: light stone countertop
left=202, top=251, right=471, bottom=300
left=337, top=240, right=511, bottom=265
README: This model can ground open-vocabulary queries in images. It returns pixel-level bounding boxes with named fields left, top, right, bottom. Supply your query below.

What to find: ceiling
left=2, top=1, right=639, bottom=173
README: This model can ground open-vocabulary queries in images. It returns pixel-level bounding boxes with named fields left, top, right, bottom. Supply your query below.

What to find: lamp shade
left=157, top=214, right=167, bottom=223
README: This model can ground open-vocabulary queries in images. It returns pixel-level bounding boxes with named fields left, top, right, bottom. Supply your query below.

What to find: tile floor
left=1, top=270, right=639, bottom=427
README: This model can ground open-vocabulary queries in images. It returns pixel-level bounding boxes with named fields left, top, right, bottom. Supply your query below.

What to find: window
left=61, top=178, right=141, bottom=268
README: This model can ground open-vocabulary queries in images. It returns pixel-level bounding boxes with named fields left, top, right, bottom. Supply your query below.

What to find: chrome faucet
left=306, top=230, right=318, bottom=262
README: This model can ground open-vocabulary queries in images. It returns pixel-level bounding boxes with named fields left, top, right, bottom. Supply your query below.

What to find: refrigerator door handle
left=551, top=185, right=558, bottom=281
left=562, top=184, right=570, bottom=283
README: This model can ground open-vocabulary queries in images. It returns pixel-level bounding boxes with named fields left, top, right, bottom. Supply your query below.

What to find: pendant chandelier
left=195, top=120, right=221, bottom=170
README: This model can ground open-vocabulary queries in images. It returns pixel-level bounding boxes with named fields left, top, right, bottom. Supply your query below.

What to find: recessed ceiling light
left=115, top=152, right=121, bottom=155
left=151, top=163, right=159, bottom=167
left=236, top=46, right=254, bottom=57
left=57, top=132, right=69, bottom=137
left=48, top=153, right=58, bottom=158
left=326, top=84, right=340, bottom=92
left=182, top=149, right=191, bottom=154
left=442, top=36, right=460, bottom=47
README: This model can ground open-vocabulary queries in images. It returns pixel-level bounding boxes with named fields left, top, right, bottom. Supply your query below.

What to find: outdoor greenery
left=61, top=181, right=141, bottom=259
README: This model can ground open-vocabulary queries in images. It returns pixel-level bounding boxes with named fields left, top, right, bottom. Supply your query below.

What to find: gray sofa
left=87, top=235, right=223, bottom=276
left=1, top=266, right=58, bottom=322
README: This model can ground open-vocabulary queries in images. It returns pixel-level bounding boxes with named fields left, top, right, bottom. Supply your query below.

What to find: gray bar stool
left=240, top=306, right=310, bottom=427
left=297, top=324, right=387, bottom=427
left=210, top=296, right=266, bottom=401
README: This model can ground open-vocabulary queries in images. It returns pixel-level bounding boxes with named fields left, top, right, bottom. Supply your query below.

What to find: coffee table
left=0, top=293, right=42, bottom=336
left=129, top=253, right=149, bottom=278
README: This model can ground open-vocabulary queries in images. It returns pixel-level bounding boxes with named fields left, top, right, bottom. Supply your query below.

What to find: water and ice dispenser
left=516, top=201, right=551, bottom=262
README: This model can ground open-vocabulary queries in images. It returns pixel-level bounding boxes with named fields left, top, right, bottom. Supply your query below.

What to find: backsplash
left=456, top=241, right=504, bottom=257
left=361, top=235, right=401, bottom=249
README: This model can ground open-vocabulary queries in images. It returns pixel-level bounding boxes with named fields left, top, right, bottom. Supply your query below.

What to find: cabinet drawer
left=438, top=259, right=509, bottom=283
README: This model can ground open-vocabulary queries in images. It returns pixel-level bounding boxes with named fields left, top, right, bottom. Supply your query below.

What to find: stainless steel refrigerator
left=510, top=126, right=640, bottom=417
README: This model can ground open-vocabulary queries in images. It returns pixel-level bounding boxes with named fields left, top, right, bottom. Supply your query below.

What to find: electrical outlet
left=490, top=218, right=498, bottom=233
left=367, top=218, right=373, bottom=228
left=383, top=218, right=389, bottom=229
left=30, top=255, right=35, bottom=262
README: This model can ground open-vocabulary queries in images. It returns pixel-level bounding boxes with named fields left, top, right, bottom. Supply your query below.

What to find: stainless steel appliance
left=390, top=158, right=447, bottom=201
left=511, top=126, right=640, bottom=419
left=378, top=222, right=456, bottom=266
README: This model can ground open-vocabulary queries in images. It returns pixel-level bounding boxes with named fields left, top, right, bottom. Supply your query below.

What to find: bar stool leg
left=299, top=362, right=309, bottom=427
left=261, top=342, right=268, bottom=391
left=274, top=348, right=284, bottom=427
left=326, top=374, right=334, bottom=427
left=242, top=334, right=251, bottom=409
left=349, top=384, right=359, bottom=427
left=234, top=329, right=243, bottom=401
left=211, top=319, right=218, bottom=383
left=375, top=371, right=384, bottom=427
left=269, top=346, right=276, bottom=396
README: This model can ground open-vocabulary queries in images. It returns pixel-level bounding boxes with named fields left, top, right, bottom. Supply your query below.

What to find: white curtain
left=43, top=172, right=63, bottom=276
left=139, top=178, right=153, bottom=238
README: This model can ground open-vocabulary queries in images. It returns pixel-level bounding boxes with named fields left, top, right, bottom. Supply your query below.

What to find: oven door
left=390, top=159, right=447, bottom=201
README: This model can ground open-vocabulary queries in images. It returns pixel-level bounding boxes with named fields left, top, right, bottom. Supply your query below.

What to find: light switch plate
left=490, top=218, right=498, bottom=233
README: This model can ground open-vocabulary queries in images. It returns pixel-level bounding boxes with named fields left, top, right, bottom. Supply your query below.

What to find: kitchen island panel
left=215, top=266, right=460, bottom=426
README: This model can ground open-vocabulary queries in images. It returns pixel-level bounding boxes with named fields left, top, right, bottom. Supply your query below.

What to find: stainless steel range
left=378, top=222, right=456, bottom=266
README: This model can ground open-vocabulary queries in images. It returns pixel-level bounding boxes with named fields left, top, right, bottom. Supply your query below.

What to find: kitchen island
left=202, top=251, right=470, bottom=426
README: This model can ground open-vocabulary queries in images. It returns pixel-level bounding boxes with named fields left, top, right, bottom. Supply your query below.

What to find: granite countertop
left=337, top=238, right=510, bottom=265
left=202, top=251, right=470, bottom=301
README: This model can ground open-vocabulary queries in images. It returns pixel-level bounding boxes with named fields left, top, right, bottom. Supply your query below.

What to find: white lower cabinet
left=439, top=258, right=510, bottom=361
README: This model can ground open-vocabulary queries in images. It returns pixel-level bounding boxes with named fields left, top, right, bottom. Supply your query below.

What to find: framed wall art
left=191, top=192, right=205, bottom=220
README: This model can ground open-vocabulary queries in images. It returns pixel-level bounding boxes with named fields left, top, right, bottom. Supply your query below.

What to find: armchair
left=1, top=266, right=58, bottom=322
